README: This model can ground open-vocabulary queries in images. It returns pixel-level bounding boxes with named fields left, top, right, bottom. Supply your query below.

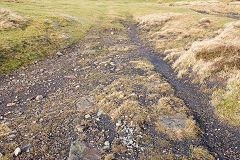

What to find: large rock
left=76, top=96, right=94, bottom=111
left=68, top=141, right=87, bottom=160
left=68, top=141, right=100, bottom=160
left=158, top=113, right=188, bottom=129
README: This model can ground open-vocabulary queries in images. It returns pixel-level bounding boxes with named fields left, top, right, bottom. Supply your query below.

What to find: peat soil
left=0, top=20, right=239, bottom=159
left=133, top=23, right=240, bottom=159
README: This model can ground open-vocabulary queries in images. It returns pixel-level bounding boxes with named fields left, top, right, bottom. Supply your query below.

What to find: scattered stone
left=14, top=147, right=21, bottom=156
left=56, top=52, right=64, bottom=56
left=85, top=114, right=91, bottom=119
left=6, top=103, right=16, bottom=107
left=0, top=152, right=3, bottom=159
left=35, top=95, right=43, bottom=101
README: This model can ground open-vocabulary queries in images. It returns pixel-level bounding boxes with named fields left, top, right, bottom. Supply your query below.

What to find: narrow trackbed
left=130, top=24, right=240, bottom=159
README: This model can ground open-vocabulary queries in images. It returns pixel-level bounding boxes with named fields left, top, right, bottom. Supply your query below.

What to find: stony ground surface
left=0, top=20, right=239, bottom=160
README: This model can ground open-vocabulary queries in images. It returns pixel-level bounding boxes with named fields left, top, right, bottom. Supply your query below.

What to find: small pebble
left=56, top=52, right=64, bottom=56
left=7, top=103, right=16, bottom=107
left=14, top=147, right=21, bottom=156
left=35, top=95, right=43, bottom=101
left=85, top=114, right=91, bottom=119
left=104, top=141, right=110, bottom=146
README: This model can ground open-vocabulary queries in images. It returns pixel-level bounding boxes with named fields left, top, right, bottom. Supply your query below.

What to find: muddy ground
left=0, top=19, right=240, bottom=160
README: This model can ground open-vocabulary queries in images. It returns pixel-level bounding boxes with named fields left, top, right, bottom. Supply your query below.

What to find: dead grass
left=137, top=1, right=240, bottom=126
left=164, top=0, right=240, bottom=16
left=0, top=123, right=11, bottom=137
left=111, top=100, right=140, bottom=121
left=0, top=8, right=28, bottom=31
left=171, top=21, right=240, bottom=81
left=190, top=145, right=215, bottom=160
left=152, top=97, right=186, bottom=116
left=136, top=12, right=212, bottom=52
left=130, top=59, right=155, bottom=71
left=108, top=44, right=138, bottom=52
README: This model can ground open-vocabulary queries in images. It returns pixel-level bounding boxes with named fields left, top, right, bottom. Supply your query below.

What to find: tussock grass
left=0, top=8, right=28, bottom=31
left=190, top=145, right=215, bottom=160
left=136, top=1, right=240, bottom=126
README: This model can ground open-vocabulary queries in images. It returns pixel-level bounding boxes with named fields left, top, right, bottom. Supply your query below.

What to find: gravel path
left=0, top=21, right=239, bottom=159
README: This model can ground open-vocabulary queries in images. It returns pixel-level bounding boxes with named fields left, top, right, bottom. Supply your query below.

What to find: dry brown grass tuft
left=171, top=21, right=240, bottom=81
left=108, top=44, right=138, bottom=52
left=152, top=97, right=187, bottom=117
left=0, top=8, right=29, bottom=31
left=190, top=145, right=215, bottom=160
left=164, top=0, right=240, bottom=16
left=111, top=100, right=140, bottom=121
left=137, top=12, right=206, bottom=51
left=130, top=59, right=155, bottom=71
left=0, top=123, right=11, bottom=137
left=136, top=13, right=182, bottom=29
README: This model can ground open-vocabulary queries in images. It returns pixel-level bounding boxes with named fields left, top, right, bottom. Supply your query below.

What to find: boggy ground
left=0, top=19, right=218, bottom=159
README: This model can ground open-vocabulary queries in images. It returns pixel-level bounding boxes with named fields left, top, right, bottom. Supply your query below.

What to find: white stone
left=116, top=122, right=121, bottom=127
left=14, top=147, right=21, bottom=156
left=85, top=114, right=91, bottom=119
left=97, top=110, right=103, bottom=117
left=104, top=141, right=110, bottom=146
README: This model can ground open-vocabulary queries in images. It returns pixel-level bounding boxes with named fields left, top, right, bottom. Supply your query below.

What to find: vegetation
left=0, top=0, right=161, bottom=73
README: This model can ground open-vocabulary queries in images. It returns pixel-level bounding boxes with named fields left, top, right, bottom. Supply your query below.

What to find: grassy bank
left=136, top=0, right=240, bottom=126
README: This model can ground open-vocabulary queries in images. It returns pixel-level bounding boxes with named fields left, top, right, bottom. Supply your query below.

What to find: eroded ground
left=1, top=0, right=240, bottom=159
left=0, top=21, right=215, bottom=159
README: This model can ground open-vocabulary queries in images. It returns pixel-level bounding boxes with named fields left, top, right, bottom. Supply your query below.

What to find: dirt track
left=0, top=20, right=240, bottom=159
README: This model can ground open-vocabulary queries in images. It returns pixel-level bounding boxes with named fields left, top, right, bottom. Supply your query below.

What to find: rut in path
left=131, top=23, right=240, bottom=159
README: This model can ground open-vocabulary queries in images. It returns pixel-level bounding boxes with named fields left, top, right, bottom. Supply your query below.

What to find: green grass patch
left=0, top=0, right=164, bottom=73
